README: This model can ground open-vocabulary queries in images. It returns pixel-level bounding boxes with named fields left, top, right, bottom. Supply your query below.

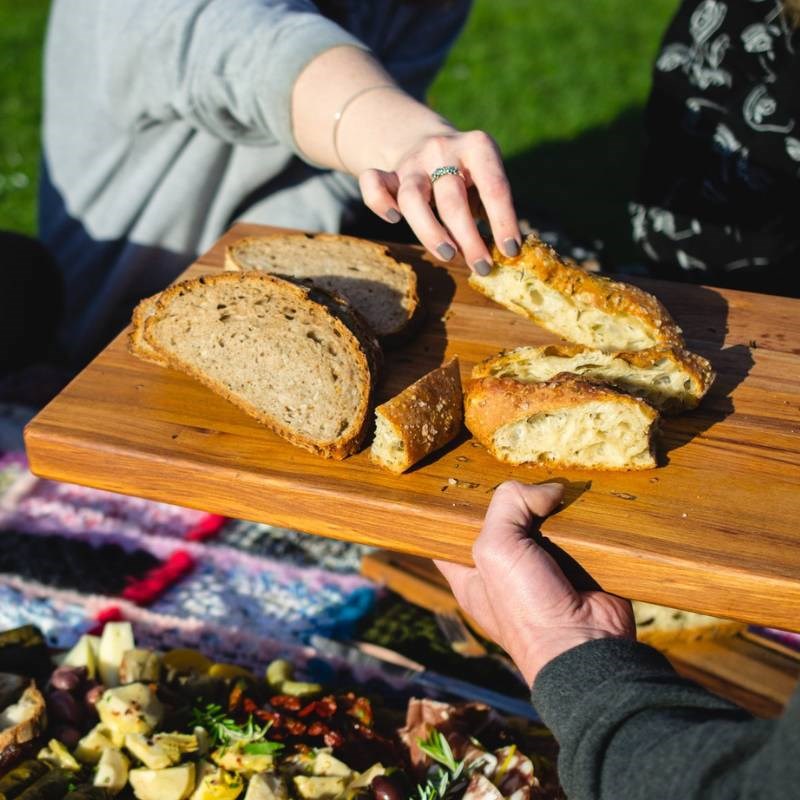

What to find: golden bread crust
left=468, top=234, right=684, bottom=350
left=471, top=343, right=715, bottom=413
left=371, top=358, right=463, bottom=474
left=142, top=272, right=375, bottom=460
left=128, top=294, right=170, bottom=367
left=464, top=374, right=658, bottom=471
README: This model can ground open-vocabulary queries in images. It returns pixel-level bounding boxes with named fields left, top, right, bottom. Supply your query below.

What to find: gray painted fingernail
left=473, top=259, right=492, bottom=276
left=503, top=238, right=520, bottom=257
left=437, top=243, right=456, bottom=261
left=386, top=208, right=401, bottom=223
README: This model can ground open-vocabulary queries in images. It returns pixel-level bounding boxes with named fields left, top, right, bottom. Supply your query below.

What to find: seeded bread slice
left=128, top=294, right=169, bottom=367
left=224, top=233, right=419, bottom=344
left=465, top=374, right=658, bottom=471
left=142, top=272, right=376, bottom=459
left=370, top=358, right=463, bottom=474
left=472, top=343, right=714, bottom=414
left=469, top=234, right=684, bottom=352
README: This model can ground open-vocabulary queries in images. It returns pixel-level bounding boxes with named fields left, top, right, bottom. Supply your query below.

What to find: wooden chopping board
left=24, top=223, right=800, bottom=631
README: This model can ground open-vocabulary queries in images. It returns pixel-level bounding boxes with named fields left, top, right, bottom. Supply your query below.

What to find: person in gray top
left=40, top=0, right=521, bottom=366
left=437, top=481, right=799, bottom=799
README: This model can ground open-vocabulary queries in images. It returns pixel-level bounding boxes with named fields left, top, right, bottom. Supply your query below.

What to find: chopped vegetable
left=98, top=623, right=135, bottom=688
left=93, top=748, right=130, bottom=795
left=128, top=763, right=196, bottom=800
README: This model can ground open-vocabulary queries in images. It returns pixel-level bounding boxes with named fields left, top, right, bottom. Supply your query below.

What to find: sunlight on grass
left=0, top=0, right=677, bottom=258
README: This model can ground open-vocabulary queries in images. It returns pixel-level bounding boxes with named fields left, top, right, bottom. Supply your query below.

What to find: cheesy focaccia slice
left=469, top=234, right=684, bottom=352
left=465, top=374, right=658, bottom=471
left=472, top=343, right=714, bottom=414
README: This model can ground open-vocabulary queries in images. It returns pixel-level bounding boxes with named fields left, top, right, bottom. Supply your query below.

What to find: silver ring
left=430, top=165, right=464, bottom=184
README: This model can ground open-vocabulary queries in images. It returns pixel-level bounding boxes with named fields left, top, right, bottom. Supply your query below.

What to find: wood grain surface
left=24, top=224, right=800, bottom=631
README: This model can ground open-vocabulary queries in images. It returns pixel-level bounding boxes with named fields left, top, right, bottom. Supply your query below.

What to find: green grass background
left=0, top=0, right=678, bottom=264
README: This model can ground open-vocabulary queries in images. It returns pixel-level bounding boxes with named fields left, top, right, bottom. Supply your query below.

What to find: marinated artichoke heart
left=211, top=742, right=277, bottom=776
left=97, top=683, right=164, bottom=736
left=76, top=724, right=119, bottom=763
left=94, top=747, right=130, bottom=795
left=244, top=773, right=290, bottom=800
left=119, top=649, right=162, bottom=685
left=128, top=763, right=196, bottom=800
left=38, top=738, right=81, bottom=772
left=191, top=764, right=245, bottom=800
left=293, top=775, right=349, bottom=800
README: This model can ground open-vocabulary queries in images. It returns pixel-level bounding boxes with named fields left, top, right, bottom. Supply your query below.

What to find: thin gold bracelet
left=332, top=84, right=399, bottom=173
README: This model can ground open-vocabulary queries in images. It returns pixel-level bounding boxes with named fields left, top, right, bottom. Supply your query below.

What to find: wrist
left=516, top=628, right=626, bottom=687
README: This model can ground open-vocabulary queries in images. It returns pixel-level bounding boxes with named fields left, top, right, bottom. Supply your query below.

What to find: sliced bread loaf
left=128, top=294, right=169, bottom=367
left=465, top=374, right=658, bottom=470
left=469, top=234, right=684, bottom=352
left=371, top=358, right=463, bottom=474
left=225, top=233, right=419, bottom=344
left=472, top=343, right=714, bottom=414
left=142, top=272, right=376, bottom=459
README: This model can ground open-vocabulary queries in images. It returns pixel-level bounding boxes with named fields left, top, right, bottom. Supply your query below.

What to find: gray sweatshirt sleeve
left=531, top=638, right=800, bottom=799
left=93, top=0, right=365, bottom=151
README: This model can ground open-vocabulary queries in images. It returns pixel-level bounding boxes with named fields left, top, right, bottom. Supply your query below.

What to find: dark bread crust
left=464, top=374, right=658, bottom=471
left=469, top=233, right=685, bottom=349
left=225, top=232, right=420, bottom=344
left=371, top=358, right=463, bottom=473
left=142, top=272, right=376, bottom=460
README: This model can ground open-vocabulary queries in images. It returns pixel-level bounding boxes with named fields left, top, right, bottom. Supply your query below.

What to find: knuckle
left=483, top=173, right=511, bottom=200
left=467, top=129, right=497, bottom=151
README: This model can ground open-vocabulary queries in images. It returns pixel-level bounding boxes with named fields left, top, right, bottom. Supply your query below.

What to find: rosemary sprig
left=191, top=702, right=283, bottom=752
left=415, top=730, right=466, bottom=800
left=418, top=729, right=463, bottom=778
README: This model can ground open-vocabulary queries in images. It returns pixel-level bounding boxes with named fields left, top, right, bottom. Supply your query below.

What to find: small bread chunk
left=142, top=272, right=376, bottom=459
left=0, top=680, right=46, bottom=752
left=128, top=294, right=169, bottom=367
left=225, top=233, right=419, bottom=344
left=472, top=343, right=714, bottom=414
left=633, top=601, right=744, bottom=648
left=469, top=234, right=684, bottom=352
left=465, top=374, right=658, bottom=471
left=371, top=359, right=463, bottom=474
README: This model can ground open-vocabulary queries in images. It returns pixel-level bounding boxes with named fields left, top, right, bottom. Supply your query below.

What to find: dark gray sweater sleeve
left=531, top=638, right=800, bottom=799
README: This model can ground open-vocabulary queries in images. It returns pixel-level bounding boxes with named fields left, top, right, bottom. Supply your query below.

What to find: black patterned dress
left=631, top=0, right=800, bottom=295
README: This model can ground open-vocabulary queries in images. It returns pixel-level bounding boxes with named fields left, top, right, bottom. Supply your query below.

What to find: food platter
left=24, top=224, right=800, bottom=631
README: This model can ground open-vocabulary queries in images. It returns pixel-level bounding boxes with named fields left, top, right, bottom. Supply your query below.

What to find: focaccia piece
left=469, top=234, right=684, bottom=352
left=472, top=343, right=714, bottom=414
left=465, top=374, right=658, bottom=471
left=142, top=272, right=378, bottom=459
left=371, top=359, right=463, bottom=474
left=633, top=601, right=744, bottom=648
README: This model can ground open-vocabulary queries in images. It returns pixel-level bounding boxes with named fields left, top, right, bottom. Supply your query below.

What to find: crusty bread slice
left=142, top=272, right=376, bottom=459
left=465, top=374, right=658, bottom=470
left=472, top=343, right=714, bottom=414
left=128, top=294, right=170, bottom=367
left=469, top=234, right=684, bottom=352
left=370, top=358, right=463, bottom=474
left=225, top=233, right=419, bottom=344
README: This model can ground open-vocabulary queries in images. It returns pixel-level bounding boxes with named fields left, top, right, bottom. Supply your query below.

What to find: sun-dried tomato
left=270, top=694, right=302, bottom=712
left=227, top=681, right=246, bottom=712
left=283, top=718, right=307, bottom=736
left=307, top=721, right=329, bottom=737
left=324, top=730, right=344, bottom=748
left=314, top=696, right=338, bottom=718
left=297, top=701, right=317, bottom=718
left=347, top=696, right=373, bottom=725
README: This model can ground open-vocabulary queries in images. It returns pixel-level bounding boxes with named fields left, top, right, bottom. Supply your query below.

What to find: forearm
left=532, top=638, right=798, bottom=799
left=291, top=45, right=455, bottom=174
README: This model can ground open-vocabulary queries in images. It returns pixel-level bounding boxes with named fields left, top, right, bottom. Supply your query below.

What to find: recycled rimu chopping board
left=24, top=224, right=800, bottom=631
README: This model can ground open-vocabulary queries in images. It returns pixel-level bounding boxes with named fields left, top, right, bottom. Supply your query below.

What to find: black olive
left=371, top=773, right=410, bottom=800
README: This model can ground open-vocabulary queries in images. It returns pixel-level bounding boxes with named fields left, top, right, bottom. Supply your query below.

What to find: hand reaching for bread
left=358, top=130, right=521, bottom=275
